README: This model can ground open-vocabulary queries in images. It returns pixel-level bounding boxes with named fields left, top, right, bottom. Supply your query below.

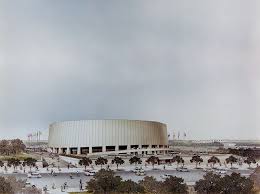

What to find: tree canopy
left=0, top=139, right=25, bottom=156
left=195, top=172, right=254, bottom=194
left=208, top=156, right=220, bottom=168
left=228, top=148, right=257, bottom=158
left=86, top=169, right=122, bottom=194
left=117, top=180, right=145, bottom=194
left=79, top=157, right=92, bottom=170
left=0, top=177, right=13, bottom=194
left=0, top=176, right=42, bottom=194
left=139, top=176, right=162, bottom=194
left=162, top=176, right=188, bottom=194
left=87, top=170, right=188, bottom=194
left=129, top=156, right=142, bottom=166
left=190, top=155, right=203, bottom=168
left=0, top=160, right=4, bottom=168
left=146, top=156, right=159, bottom=169
left=95, top=157, right=108, bottom=169
left=244, top=157, right=256, bottom=168
left=111, top=157, right=124, bottom=170
left=7, top=158, right=21, bottom=170
left=225, top=155, right=238, bottom=168
left=23, top=157, right=37, bottom=172
left=172, top=155, right=185, bottom=167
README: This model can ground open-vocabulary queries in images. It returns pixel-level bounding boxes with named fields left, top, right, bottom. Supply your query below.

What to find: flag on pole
left=38, top=131, right=42, bottom=141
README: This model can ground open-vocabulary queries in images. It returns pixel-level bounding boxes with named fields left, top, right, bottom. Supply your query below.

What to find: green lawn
left=0, top=152, right=39, bottom=161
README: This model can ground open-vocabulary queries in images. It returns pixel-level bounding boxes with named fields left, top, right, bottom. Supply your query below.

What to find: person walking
left=43, top=185, right=48, bottom=193
left=79, top=182, right=83, bottom=191
left=64, top=182, right=67, bottom=189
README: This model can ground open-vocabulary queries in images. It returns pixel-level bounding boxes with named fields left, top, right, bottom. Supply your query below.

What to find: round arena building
left=48, top=119, right=169, bottom=155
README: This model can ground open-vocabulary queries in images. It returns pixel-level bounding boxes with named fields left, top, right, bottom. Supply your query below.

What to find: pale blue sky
left=0, top=0, right=259, bottom=140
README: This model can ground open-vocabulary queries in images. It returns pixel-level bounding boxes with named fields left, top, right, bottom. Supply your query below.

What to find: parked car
left=135, top=169, right=146, bottom=176
left=132, top=166, right=142, bottom=173
left=160, top=174, right=172, bottom=179
left=214, top=169, right=227, bottom=175
left=139, top=169, right=145, bottom=173
left=176, top=167, right=189, bottom=172
left=203, top=167, right=214, bottom=172
left=27, top=172, right=42, bottom=178
left=84, top=170, right=96, bottom=176
left=25, top=181, right=31, bottom=187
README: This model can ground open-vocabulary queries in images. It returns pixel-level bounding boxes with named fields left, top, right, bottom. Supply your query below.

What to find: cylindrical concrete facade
left=48, top=120, right=168, bottom=155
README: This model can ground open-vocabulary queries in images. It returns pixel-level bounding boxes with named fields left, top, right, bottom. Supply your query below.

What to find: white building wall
left=48, top=120, right=168, bottom=150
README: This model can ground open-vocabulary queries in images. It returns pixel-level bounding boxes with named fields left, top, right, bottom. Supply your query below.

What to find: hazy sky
left=1, top=1, right=260, bottom=140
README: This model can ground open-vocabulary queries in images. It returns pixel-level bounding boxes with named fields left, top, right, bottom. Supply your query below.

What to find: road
left=2, top=168, right=254, bottom=191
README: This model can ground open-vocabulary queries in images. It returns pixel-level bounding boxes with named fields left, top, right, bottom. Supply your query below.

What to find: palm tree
left=190, top=155, right=203, bottom=169
left=129, top=156, right=142, bottom=166
left=7, top=158, right=21, bottom=171
left=0, top=161, right=4, bottom=169
left=172, top=155, right=184, bottom=168
left=146, top=156, right=159, bottom=169
left=225, top=155, right=238, bottom=168
left=23, top=157, right=37, bottom=172
left=79, top=157, right=92, bottom=171
left=208, top=156, right=220, bottom=168
left=111, top=157, right=125, bottom=170
left=95, top=157, right=108, bottom=169
left=244, top=157, right=256, bottom=168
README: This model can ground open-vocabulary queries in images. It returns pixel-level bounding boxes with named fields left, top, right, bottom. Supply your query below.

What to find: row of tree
left=0, top=139, right=26, bottom=155
left=79, top=156, right=143, bottom=170
left=174, top=155, right=257, bottom=169
left=0, top=157, right=38, bottom=172
left=79, top=155, right=257, bottom=170
left=86, top=169, right=255, bottom=194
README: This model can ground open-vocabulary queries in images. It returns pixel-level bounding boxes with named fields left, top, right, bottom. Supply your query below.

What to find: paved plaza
left=0, top=153, right=258, bottom=193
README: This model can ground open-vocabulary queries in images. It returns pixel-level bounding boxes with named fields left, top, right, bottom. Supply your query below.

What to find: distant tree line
left=169, top=140, right=224, bottom=147
left=228, top=148, right=260, bottom=158
left=0, top=139, right=26, bottom=155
